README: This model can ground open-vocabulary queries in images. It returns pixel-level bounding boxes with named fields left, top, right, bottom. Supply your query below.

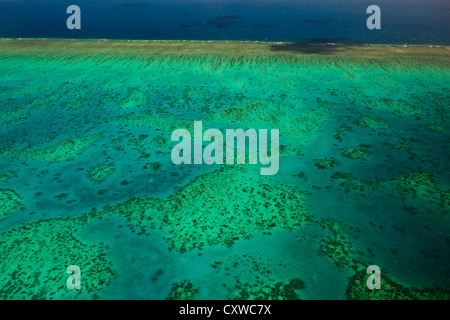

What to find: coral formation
left=148, top=161, right=162, bottom=171
left=320, top=237, right=354, bottom=268
left=333, top=123, right=353, bottom=143
left=392, top=170, right=449, bottom=210
left=151, top=135, right=168, bottom=147
left=128, top=134, right=152, bottom=158
left=0, top=217, right=114, bottom=299
left=91, top=164, right=313, bottom=252
left=393, top=170, right=435, bottom=197
left=0, top=134, right=103, bottom=162
left=386, top=138, right=423, bottom=153
left=1, top=39, right=449, bottom=300
left=364, top=98, right=425, bottom=116
left=423, top=124, right=450, bottom=133
left=166, top=280, right=200, bottom=300
left=92, top=197, right=162, bottom=232
left=347, top=269, right=450, bottom=300
left=0, top=189, right=24, bottom=218
left=109, top=111, right=194, bottom=133
left=355, top=115, right=390, bottom=129
left=87, top=162, right=116, bottom=183
left=160, top=165, right=313, bottom=252
left=229, top=279, right=304, bottom=300
left=331, top=172, right=381, bottom=193
left=208, top=102, right=329, bottom=146
left=217, top=254, right=305, bottom=300
left=440, top=190, right=450, bottom=209
left=0, top=170, right=18, bottom=183
left=339, top=144, right=372, bottom=160
left=118, top=88, right=149, bottom=109
left=313, top=157, right=340, bottom=170
left=318, top=219, right=362, bottom=269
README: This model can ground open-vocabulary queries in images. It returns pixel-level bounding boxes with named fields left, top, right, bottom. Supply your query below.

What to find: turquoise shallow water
left=0, top=39, right=449, bottom=300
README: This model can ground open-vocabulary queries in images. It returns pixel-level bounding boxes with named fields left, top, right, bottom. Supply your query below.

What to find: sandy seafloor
left=0, top=39, right=449, bottom=300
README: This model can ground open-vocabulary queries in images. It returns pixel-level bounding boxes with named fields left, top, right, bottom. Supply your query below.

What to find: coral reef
left=229, top=279, right=304, bottom=300
left=66, top=97, right=88, bottom=111
left=386, top=138, right=423, bottom=153
left=151, top=135, right=168, bottom=147
left=216, top=254, right=305, bottom=300
left=0, top=170, right=18, bottom=183
left=392, top=170, right=449, bottom=210
left=165, top=86, right=216, bottom=115
left=87, top=162, right=116, bottom=183
left=166, top=280, right=200, bottom=300
left=423, top=124, right=450, bottom=133
left=110, top=99, right=329, bottom=160
left=31, top=92, right=65, bottom=111
left=333, top=123, right=353, bottom=143
left=160, top=165, right=313, bottom=252
left=393, top=170, right=435, bottom=197
left=0, top=134, right=103, bottom=162
left=108, top=111, right=194, bottom=133
left=320, top=237, right=354, bottom=268
left=118, top=88, right=149, bottom=109
left=440, top=190, right=450, bottom=209
left=318, top=219, right=362, bottom=269
left=313, top=157, right=340, bottom=170
left=148, top=161, right=162, bottom=171
left=331, top=172, right=381, bottom=193
left=128, top=134, right=152, bottom=158
left=364, top=98, right=425, bottom=116
left=331, top=172, right=354, bottom=180
left=209, top=102, right=329, bottom=145
left=94, top=164, right=313, bottom=252
left=339, top=144, right=372, bottom=160
left=0, top=217, right=114, bottom=299
left=92, top=197, right=162, bottom=232
left=355, top=115, right=390, bottom=129
left=347, top=268, right=450, bottom=300
left=0, top=189, right=24, bottom=218
left=1, top=39, right=449, bottom=300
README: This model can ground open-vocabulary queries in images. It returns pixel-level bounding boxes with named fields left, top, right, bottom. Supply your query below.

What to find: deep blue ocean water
left=0, top=0, right=449, bottom=44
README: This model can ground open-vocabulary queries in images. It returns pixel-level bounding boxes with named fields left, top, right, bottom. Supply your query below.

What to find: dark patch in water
left=209, top=15, right=239, bottom=22
left=151, top=268, right=164, bottom=282
left=179, top=23, right=204, bottom=28
left=296, top=19, right=329, bottom=24
left=245, top=23, right=272, bottom=29
left=118, top=3, right=146, bottom=8
left=306, top=37, right=363, bottom=44
left=392, top=225, right=407, bottom=237
left=206, top=15, right=241, bottom=28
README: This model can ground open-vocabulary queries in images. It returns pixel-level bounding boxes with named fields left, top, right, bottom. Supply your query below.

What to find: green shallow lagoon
left=0, top=39, right=449, bottom=300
